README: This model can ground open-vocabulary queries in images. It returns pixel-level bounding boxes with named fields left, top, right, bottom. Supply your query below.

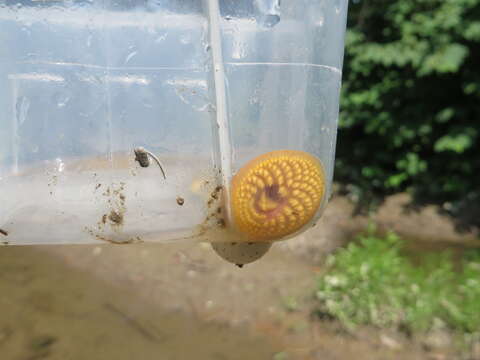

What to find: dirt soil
left=1, top=193, right=479, bottom=360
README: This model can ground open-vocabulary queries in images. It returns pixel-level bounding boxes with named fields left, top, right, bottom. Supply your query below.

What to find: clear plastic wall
left=0, top=0, right=348, bottom=247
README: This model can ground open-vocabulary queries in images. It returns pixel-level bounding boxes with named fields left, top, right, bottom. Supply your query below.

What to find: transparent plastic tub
left=0, top=0, right=348, bottom=265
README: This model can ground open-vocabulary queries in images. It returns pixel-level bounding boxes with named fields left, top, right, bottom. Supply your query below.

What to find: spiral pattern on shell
left=231, top=150, right=326, bottom=241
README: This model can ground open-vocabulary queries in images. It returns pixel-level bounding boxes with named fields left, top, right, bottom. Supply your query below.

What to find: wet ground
left=1, top=193, right=479, bottom=360
left=1, top=243, right=435, bottom=360
left=0, top=246, right=277, bottom=360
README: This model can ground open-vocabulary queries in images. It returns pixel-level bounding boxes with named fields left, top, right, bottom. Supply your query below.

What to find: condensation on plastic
left=0, top=0, right=348, bottom=245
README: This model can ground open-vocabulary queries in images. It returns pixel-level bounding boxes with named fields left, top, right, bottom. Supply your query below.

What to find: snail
left=212, top=149, right=326, bottom=267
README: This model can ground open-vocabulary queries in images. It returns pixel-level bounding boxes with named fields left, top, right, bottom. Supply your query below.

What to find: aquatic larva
left=133, top=147, right=166, bottom=179
left=230, top=150, right=326, bottom=241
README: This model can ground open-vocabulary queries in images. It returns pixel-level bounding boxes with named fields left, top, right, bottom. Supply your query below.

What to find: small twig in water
left=104, top=303, right=160, bottom=342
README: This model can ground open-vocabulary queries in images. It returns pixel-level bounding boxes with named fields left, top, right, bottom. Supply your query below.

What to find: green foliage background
left=336, top=0, right=480, bottom=208
left=316, top=228, right=480, bottom=340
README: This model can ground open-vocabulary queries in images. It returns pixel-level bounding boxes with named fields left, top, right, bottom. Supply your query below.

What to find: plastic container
left=0, top=1, right=348, bottom=264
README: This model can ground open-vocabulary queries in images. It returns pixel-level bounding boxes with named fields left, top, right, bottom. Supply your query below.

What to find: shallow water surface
left=0, top=246, right=277, bottom=360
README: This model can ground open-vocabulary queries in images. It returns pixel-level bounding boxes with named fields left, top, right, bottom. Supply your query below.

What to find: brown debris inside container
left=86, top=182, right=130, bottom=243
left=108, top=210, right=123, bottom=225
left=196, top=184, right=227, bottom=237
left=176, top=197, right=185, bottom=206
left=0, top=229, right=8, bottom=236
left=84, top=226, right=142, bottom=245
left=98, top=236, right=139, bottom=245
left=211, top=186, right=222, bottom=200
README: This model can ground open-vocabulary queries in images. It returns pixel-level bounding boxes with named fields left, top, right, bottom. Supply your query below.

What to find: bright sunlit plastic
left=0, top=0, right=348, bottom=265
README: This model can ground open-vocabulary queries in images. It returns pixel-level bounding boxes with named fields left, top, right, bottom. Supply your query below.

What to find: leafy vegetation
left=336, top=0, right=480, bottom=210
left=315, top=228, right=480, bottom=341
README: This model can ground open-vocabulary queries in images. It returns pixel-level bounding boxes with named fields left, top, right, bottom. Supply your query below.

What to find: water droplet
left=15, top=96, right=30, bottom=126
left=334, top=0, right=343, bottom=14
left=55, top=158, right=65, bottom=173
left=180, top=34, right=191, bottom=44
left=166, top=78, right=210, bottom=112
left=315, top=15, right=324, bottom=27
left=155, top=33, right=167, bottom=43
left=142, top=98, right=153, bottom=108
left=125, top=51, right=138, bottom=64
left=255, top=0, right=281, bottom=28
left=54, top=92, right=70, bottom=108
left=232, top=41, right=248, bottom=59
left=261, top=14, right=280, bottom=28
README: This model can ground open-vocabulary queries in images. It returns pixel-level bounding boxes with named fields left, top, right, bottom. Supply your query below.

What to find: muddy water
left=0, top=246, right=277, bottom=360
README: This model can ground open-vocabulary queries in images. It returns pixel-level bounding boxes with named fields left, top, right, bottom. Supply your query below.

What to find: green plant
left=315, top=229, right=480, bottom=339
left=336, top=0, right=480, bottom=210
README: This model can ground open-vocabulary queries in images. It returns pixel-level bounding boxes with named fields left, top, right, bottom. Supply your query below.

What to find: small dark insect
left=0, top=228, right=8, bottom=236
left=176, top=197, right=185, bottom=206
left=134, top=147, right=166, bottom=179
left=236, top=264, right=244, bottom=268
